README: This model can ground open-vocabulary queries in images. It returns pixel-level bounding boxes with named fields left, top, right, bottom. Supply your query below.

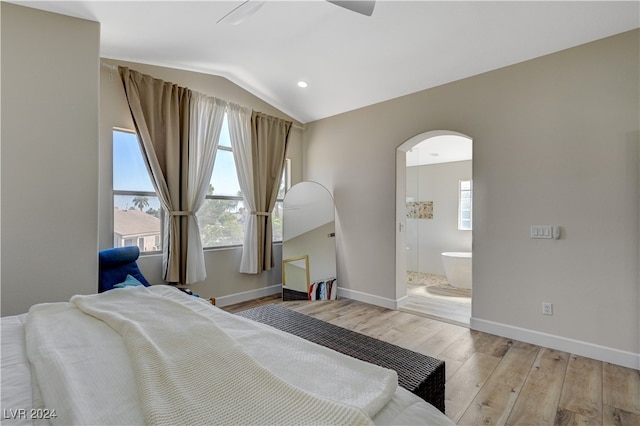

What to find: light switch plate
left=531, top=225, right=553, bottom=239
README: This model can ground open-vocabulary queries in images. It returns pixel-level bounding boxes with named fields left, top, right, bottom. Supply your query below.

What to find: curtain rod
left=101, top=61, right=305, bottom=131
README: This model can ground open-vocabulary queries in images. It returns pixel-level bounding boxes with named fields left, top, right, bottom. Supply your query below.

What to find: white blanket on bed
left=25, top=286, right=398, bottom=425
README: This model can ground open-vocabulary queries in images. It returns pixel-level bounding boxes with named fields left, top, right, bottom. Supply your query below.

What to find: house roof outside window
left=114, top=209, right=160, bottom=238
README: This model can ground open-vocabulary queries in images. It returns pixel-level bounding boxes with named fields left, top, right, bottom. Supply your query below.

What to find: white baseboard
left=471, top=317, right=640, bottom=370
left=216, top=285, right=407, bottom=310
left=215, top=284, right=282, bottom=308
left=396, top=295, right=409, bottom=309
left=337, top=287, right=408, bottom=310
left=214, top=285, right=639, bottom=370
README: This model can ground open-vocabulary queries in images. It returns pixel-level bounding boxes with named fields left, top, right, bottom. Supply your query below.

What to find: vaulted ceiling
left=11, top=1, right=640, bottom=123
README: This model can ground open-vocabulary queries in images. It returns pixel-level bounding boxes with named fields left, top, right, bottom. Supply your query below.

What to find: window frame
left=458, top=179, right=473, bottom=231
left=112, top=127, right=290, bottom=253
left=112, top=128, right=163, bottom=255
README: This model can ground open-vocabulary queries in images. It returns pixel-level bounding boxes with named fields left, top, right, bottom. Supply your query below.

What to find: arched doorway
left=396, top=130, right=473, bottom=326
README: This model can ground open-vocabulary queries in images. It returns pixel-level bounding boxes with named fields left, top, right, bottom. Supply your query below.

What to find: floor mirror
left=282, top=182, right=336, bottom=301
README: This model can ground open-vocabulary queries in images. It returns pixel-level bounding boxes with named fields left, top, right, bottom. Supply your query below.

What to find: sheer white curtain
left=226, top=103, right=257, bottom=273
left=185, top=93, right=226, bottom=283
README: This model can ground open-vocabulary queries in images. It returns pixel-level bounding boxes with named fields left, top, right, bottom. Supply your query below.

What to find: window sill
left=203, top=241, right=282, bottom=253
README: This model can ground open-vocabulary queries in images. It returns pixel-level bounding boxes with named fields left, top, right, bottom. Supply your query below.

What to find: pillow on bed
left=113, top=274, right=144, bottom=288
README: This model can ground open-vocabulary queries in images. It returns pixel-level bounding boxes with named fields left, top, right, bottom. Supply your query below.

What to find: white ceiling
left=11, top=1, right=639, bottom=124
left=406, top=134, right=472, bottom=167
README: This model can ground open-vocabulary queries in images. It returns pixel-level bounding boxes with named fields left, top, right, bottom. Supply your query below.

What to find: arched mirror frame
left=282, top=182, right=337, bottom=301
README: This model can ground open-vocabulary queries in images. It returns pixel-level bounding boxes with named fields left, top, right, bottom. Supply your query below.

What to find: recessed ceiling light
left=430, top=152, right=439, bottom=157
left=297, top=81, right=308, bottom=88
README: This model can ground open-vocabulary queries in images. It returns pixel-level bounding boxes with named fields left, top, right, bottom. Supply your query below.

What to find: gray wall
left=99, top=59, right=304, bottom=302
left=1, top=3, right=100, bottom=316
left=406, top=160, right=472, bottom=275
left=304, top=30, right=639, bottom=362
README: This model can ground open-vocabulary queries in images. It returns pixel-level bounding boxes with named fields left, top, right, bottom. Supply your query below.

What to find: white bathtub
left=441, top=252, right=472, bottom=289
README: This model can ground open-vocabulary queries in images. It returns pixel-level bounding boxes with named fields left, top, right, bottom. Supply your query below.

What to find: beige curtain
left=119, top=67, right=191, bottom=284
left=250, top=112, right=292, bottom=272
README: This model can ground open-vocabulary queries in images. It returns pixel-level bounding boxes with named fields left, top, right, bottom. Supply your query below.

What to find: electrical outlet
left=542, top=302, right=553, bottom=316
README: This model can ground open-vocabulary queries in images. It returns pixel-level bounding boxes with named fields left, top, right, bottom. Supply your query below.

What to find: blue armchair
left=98, top=246, right=150, bottom=292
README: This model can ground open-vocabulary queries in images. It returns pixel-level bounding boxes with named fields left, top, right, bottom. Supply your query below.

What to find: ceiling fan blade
left=326, top=1, right=375, bottom=16
left=217, top=0, right=266, bottom=25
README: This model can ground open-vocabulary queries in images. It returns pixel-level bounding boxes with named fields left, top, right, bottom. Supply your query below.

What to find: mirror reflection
left=282, top=182, right=336, bottom=301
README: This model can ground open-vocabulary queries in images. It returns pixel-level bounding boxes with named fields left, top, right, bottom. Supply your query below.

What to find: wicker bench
left=236, top=304, right=446, bottom=413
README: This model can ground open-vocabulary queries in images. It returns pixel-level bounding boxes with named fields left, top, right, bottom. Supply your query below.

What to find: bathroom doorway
left=395, top=131, right=472, bottom=327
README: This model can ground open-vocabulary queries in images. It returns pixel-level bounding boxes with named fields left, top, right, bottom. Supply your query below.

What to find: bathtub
left=441, top=252, right=472, bottom=289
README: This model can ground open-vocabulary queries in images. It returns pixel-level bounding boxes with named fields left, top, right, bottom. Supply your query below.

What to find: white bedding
left=1, top=286, right=454, bottom=425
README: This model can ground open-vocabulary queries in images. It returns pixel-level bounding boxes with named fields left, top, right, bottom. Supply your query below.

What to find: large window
left=112, top=121, right=287, bottom=253
left=458, top=179, right=472, bottom=231
left=196, top=117, right=288, bottom=248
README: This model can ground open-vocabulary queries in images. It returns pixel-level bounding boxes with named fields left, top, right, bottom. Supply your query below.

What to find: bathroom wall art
left=406, top=201, right=433, bottom=219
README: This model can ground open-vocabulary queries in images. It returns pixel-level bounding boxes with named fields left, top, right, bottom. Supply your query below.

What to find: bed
left=1, top=285, right=454, bottom=425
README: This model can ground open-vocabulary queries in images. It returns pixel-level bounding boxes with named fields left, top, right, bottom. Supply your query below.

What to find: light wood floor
left=223, top=296, right=640, bottom=425
left=402, top=282, right=471, bottom=327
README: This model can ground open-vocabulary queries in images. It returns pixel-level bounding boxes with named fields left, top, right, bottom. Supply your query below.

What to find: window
left=113, top=119, right=288, bottom=253
left=113, top=129, right=161, bottom=253
left=196, top=117, right=288, bottom=248
left=458, top=180, right=472, bottom=230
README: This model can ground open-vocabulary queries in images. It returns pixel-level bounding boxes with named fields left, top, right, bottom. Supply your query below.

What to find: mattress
left=1, top=292, right=454, bottom=425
